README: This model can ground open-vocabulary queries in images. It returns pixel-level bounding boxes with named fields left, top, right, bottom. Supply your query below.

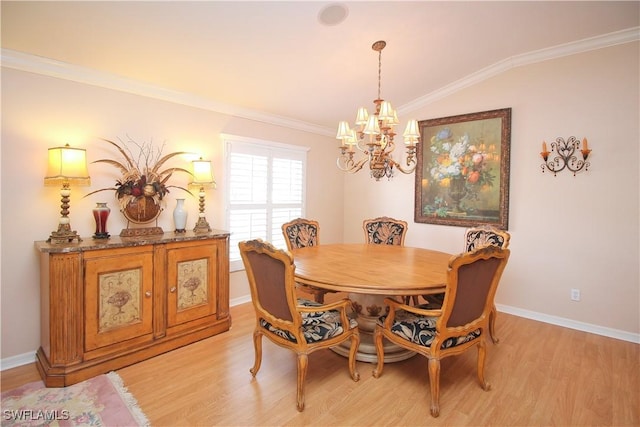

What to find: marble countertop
left=35, top=229, right=230, bottom=253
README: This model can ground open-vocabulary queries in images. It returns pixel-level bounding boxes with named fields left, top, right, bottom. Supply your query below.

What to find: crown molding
left=2, top=26, right=638, bottom=136
left=398, top=27, right=640, bottom=115
left=0, top=49, right=333, bottom=137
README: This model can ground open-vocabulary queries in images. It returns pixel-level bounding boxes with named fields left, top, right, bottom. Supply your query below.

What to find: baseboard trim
left=2, top=301, right=636, bottom=371
left=230, top=295, right=252, bottom=307
left=496, top=303, right=640, bottom=344
left=1, top=351, right=36, bottom=371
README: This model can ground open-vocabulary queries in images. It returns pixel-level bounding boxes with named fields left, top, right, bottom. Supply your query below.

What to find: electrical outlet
left=570, top=288, right=581, bottom=302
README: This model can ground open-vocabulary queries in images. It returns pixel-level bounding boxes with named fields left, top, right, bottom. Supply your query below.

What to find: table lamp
left=191, top=157, right=216, bottom=233
left=44, top=143, right=91, bottom=244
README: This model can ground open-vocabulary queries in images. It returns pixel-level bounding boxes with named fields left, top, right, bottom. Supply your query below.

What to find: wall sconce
left=190, top=157, right=216, bottom=233
left=44, top=143, right=91, bottom=244
left=540, top=136, right=592, bottom=176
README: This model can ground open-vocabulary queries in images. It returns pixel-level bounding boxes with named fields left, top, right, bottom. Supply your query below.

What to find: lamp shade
left=336, top=121, right=351, bottom=140
left=403, top=119, right=421, bottom=144
left=44, top=144, right=90, bottom=186
left=363, top=115, right=381, bottom=135
left=355, top=107, right=369, bottom=125
left=378, top=101, right=394, bottom=121
left=390, top=110, right=400, bottom=127
left=346, top=129, right=358, bottom=146
left=191, top=158, right=215, bottom=185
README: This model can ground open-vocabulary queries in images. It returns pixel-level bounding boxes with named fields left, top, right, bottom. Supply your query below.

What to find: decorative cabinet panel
left=166, top=243, right=218, bottom=329
left=35, top=231, right=230, bottom=387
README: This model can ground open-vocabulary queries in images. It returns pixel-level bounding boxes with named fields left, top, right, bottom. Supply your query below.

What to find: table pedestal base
left=332, top=293, right=415, bottom=363
left=331, top=331, right=415, bottom=363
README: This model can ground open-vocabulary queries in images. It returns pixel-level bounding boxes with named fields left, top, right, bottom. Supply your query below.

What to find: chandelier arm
left=336, top=156, right=353, bottom=171
left=348, top=157, right=370, bottom=173
left=354, top=138, right=371, bottom=153
left=391, top=158, right=417, bottom=175
left=383, top=136, right=397, bottom=153
left=337, top=155, right=369, bottom=173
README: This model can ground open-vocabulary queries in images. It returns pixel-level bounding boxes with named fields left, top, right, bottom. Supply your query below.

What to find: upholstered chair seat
left=377, top=307, right=481, bottom=348
left=260, top=298, right=359, bottom=343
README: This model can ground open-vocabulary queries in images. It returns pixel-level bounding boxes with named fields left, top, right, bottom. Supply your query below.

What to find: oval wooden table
left=292, top=243, right=452, bottom=363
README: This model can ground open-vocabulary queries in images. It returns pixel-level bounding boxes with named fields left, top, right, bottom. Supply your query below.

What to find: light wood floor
left=3, top=297, right=639, bottom=426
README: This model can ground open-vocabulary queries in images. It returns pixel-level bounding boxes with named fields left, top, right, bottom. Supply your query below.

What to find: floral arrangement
left=86, top=137, right=192, bottom=212
left=428, top=128, right=495, bottom=188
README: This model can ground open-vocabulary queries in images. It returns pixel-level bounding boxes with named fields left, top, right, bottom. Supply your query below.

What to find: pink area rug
left=1, top=371, right=149, bottom=426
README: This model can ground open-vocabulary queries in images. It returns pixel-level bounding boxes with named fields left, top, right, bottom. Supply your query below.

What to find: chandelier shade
left=403, top=119, right=421, bottom=143
left=336, top=40, right=420, bottom=180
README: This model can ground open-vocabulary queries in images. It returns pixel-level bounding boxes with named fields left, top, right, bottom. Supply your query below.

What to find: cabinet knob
left=170, top=287, right=177, bottom=293
left=145, top=291, right=152, bottom=298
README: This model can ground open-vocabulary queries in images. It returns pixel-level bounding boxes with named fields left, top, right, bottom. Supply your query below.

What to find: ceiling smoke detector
left=318, top=3, right=349, bottom=26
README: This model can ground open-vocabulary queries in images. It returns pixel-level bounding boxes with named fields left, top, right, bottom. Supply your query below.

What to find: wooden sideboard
left=34, top=230, right=231, bottom=387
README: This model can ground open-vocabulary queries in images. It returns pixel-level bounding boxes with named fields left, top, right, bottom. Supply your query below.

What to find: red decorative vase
left=92, top=202, right=111, bottom=239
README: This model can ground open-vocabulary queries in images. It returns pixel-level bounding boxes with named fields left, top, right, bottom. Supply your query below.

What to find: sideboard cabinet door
left=84, top=246, right=154, bottom=359
left=166, top=240, right=218, bottom=331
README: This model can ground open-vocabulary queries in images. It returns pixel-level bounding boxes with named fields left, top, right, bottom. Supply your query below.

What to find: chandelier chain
left=377, top=49, right=382, bottom=100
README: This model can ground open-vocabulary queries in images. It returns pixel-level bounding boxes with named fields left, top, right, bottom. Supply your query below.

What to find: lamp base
left=193, top=216, right=211, bottom=233
left=48, top=224, right=82, bottom=245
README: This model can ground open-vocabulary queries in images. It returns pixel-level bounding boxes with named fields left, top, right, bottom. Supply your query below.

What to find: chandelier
left=336, top=40, right=421, bottom=180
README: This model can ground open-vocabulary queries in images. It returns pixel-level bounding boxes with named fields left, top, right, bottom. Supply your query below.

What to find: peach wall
left=0, top=69, right=341, bottom=359
left=344, top=42, right=639, bottom=336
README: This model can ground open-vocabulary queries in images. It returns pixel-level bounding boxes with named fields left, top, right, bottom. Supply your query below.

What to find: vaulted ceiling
left=2, top=1, right=638, bottom=135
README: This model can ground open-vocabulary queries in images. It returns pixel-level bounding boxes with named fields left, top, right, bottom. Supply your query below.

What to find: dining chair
left=465, top=225, right=511, bottom=253
left=363, top=216, right=412, bottom=303
left=423, top=225, right=511, bottom=343
left=238, top=239, right=360, bottom=412
left=362, top=216, right=408, bottom=246
left=281, top=218, right=336, bottom=303
left=372, top=245, right=510, bottom=417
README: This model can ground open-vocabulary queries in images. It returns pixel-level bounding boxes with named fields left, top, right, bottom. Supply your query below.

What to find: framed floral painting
left=414, top=108, right=511, bottom=229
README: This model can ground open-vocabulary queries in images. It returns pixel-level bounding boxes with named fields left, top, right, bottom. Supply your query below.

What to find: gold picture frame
left=414, top=108, right=511, bottom=229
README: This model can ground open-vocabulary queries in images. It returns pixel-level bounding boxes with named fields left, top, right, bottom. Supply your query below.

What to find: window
left=224, top=135, right=308, bottom=271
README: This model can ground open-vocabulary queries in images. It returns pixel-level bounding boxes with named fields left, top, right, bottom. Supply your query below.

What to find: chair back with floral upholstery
left=282, top=218, right=319, bottom=251
left=464, top=225, right=510, bottom=252
left=281, top=218, right=334, bottom=303
left=373, top=245, right=510, bottom=417
left=238, top=239, right=360, bottom=412
left=363, top=216, right=408, bottom=246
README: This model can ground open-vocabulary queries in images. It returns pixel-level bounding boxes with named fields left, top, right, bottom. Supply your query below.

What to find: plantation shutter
left=225, top=136, right=307, bottom=271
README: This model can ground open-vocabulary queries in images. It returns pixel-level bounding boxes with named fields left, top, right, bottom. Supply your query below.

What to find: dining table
left=291, top=243, right=453, bottom=363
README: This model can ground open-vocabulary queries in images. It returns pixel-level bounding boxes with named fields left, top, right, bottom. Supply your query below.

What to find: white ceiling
left=2, top=1, right=638, bottom=135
